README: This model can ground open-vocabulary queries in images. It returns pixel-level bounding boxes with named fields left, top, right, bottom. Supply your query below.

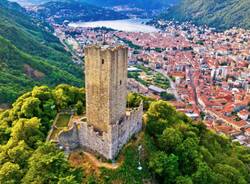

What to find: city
left=54, top=20, right=250, bottom=146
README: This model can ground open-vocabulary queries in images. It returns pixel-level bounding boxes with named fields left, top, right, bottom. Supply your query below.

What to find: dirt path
left=83, top=152, right=122, bottom=170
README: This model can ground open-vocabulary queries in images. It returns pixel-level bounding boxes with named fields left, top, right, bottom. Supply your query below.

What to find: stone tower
left=58, top=44, right=143, bottom=160
left=84, top=45, right=128, bottom=132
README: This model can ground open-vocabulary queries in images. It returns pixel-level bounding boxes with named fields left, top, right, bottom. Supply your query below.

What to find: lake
left=68, top=19, right=159, bottom=33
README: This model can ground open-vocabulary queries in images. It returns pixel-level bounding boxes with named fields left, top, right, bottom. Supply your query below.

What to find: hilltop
left=0, top=0, right=82, bottom=104
left=0, top=86, right=249, bottom=183
left=160, top=0, right=250, bottom=30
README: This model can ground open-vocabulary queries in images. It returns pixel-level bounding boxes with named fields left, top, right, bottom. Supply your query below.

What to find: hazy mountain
left=161, top=0, right=250, bottom=30
left=34, top=0, right=128, bottom=24
left=11, top=0, right=180, bottom=9
left=82, top=0, right=180, bottom=9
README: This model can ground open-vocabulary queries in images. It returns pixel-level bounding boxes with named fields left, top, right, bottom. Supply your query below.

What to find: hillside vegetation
left=0, top=85, right=85, bottom=183
left=0, top=0, right=83, bottom=104
left=0, top=88, right=249, bottom=183
left=161, top=0, right=250, bottom=30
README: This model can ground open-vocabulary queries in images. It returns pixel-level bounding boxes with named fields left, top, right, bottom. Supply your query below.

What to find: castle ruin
left=58, top=45, right=143, bottom=160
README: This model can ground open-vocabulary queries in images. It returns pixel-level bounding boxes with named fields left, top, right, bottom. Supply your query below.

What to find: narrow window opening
left=102, top=59, right=104, bottom=64
left=120, top=80, right=122, bottom=85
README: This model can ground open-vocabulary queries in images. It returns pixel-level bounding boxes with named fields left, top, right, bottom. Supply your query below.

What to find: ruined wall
left=110, top=102, right=143, bottom=157
left=57, top=103, right=143, bottom=160
left=58, top=123, right=80, bottom=150
left=78, top=122, right=112, bottom=159
left=79, top=103, right=143, bottom=159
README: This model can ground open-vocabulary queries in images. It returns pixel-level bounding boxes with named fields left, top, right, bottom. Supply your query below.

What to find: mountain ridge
left=0, top=0, right=82, bottom=104
left=160, top=0, right=250, bottom=30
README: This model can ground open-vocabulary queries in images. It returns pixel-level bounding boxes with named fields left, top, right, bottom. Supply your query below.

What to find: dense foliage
left=0, top=87, right=249, bottom=183
left=161, top=0, right=250, bottom=30
left=145, top=100, right=250, bottom=184
left=0, top=0, right=83, bottom=104
left=0, top=85, right=85, bottom=183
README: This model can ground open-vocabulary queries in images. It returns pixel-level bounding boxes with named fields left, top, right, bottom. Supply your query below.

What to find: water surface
left=69, top=19, right=159, bottom=33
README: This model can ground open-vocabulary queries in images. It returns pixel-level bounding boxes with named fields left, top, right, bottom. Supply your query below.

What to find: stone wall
left=57, top=102, right=143, bottom=160
left=57, top=123, right=80, bottom=150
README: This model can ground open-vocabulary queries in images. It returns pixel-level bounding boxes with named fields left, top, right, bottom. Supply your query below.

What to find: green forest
left=0, top=0, right=83, bottom=104
left=0, top=85, right=85, bottom=183
left=0, top=87, right=249, bottom=183
left=161, top=0, right=250, bottom=31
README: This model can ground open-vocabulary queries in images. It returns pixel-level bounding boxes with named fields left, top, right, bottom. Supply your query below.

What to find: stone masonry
left=58, top=45, right=143, bottom=160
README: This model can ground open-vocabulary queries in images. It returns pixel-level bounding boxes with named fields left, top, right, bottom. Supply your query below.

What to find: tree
left=176, top=137, right=200, bottom=175
left=146, top=101, right=179, bottom=136
left=0, top=162, right=22, bottom=184
left=176, top=176, right=193, bottom=184
left=20, top=97, right=41, bottom=118
left=11, top=118, right=44, bottom=148
left=76, top=100, right=84, bottom=115
left=158, top=128, right=183, bottom=152
left=214, top=164, right=247, bottom=184
left=160, top=92, right=175, bottom=101
left=149, top=151, right=179, bottom=183
left=146, top=119, right=169, bottom=137
left=7, top=140, right=32, bottom=168
left=192, top=162, right=216, bottom=184
left=147, top=100, right=177, bottom=125
left=53, top=84, right=84, bottom=110
left=127, top=93, right=142, bottom=108
left=32, top=86, right=52, bottom=101
left=22, top=142, right=83, bottom=184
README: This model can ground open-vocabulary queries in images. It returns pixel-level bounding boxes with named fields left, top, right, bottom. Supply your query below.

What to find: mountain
left=8, top=0, right=50, bottom=5
left=82, top=0, right=180, bottom=9
left=33, top=0, right=128, bottom=24
left=160, top=0, right=250, bottom=30
left=0, top=0, right=82, bottom=104
left=11, top=0, right=180, bottom=9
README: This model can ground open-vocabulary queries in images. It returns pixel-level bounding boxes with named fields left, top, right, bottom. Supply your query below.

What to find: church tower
left=84, top=45, right=128, bottom=132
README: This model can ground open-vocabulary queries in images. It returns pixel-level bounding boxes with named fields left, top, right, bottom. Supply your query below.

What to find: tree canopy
left=0, top=85, right=85, bottom=184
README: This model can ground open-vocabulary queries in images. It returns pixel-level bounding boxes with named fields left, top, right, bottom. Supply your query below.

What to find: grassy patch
left=55, top=114, right=71, bottom=127
left=129, top=65, right=170, bottom=89
left=49, top=113, right=71, bottom=140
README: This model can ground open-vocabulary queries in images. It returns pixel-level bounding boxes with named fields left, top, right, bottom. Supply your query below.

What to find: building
left=58, top=45, right=143, bottom=160
left=148, top=85, right=166, bottom=95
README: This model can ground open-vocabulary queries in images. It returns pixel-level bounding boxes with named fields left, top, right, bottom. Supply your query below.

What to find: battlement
left=85, top=44, right=127, bottom=52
